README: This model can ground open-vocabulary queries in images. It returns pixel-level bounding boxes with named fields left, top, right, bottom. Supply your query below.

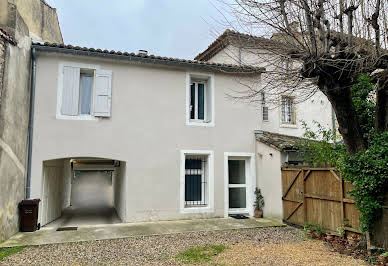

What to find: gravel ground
left=214, top=240, right=367, bottom=265
left=0, top=226, right=366, bottom=265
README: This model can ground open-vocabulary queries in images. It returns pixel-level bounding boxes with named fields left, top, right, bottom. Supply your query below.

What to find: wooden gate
left=282, top=167, right=360, bottom=234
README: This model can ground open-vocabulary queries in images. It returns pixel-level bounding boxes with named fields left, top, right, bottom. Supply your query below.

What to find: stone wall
left=1, top=0, right=62, bottom=43
left=0, top=1, right=32, bottom=242
left=0, top=34, right=31, bottom=242
left=13, top=0, right=62, bottom=43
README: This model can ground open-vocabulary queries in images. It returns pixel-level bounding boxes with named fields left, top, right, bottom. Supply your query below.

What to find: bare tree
left=215, top=0, right=388, bottom=155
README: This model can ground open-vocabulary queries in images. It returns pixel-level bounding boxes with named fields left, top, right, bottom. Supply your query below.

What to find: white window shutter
left=94, top=70, right=112, bottom=117
left=61, top=66, right=80, bottom=115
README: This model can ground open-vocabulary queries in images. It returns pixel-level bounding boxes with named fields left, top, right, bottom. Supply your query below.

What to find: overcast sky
left=45, top=0, right=233, bottom=59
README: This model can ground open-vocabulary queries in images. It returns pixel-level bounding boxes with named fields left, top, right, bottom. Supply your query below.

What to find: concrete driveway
left=0, top=218, right=283, bottom=247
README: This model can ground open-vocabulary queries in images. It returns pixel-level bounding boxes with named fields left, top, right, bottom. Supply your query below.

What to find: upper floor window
left=281, top=96, right=296, bottom=124
left=261, top=92, right=269, bottom=122
left=186, top=73, right=214, bottom=127
left=58, top=63, right=112, bottom=120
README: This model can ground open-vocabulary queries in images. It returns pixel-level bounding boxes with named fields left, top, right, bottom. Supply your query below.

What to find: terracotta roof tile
left=32, top=42, right=265, bottom=73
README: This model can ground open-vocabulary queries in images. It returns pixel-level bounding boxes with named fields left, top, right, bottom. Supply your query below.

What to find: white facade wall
left=255, top=142, right=283, bottom=220
left=31, top=52, right=261, bottom=224
left=113, top=162, right=126, bottom=221
left=62, top=159, right=72, bottom=209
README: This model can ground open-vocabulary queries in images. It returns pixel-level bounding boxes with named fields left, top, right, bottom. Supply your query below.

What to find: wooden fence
left=281, top=167, right=361, bottom=235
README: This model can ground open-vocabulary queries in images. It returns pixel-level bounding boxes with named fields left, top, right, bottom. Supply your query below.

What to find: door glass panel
left=229, top=188, right=246, bottom=208
left=228, top=160, right=246, bottom=184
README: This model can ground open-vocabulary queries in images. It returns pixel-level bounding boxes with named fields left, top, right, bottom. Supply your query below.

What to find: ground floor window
left=180, top=150, right=214, bottom=213
left=185, top=155, right=208, bottom=207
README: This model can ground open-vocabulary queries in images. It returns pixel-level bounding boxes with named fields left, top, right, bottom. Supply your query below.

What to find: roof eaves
left=32, top=42, right=265, bottom=74
left=255, top=130, right=305, bottom=151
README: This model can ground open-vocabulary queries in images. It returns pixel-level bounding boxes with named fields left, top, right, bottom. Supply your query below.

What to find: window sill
left=187, top=120, right=214, bottom=127
left=181, top=206, right=214, bottom=214
left=280, top=123, right=298, bottom=129
left=56, top=114, right=99, bottom=121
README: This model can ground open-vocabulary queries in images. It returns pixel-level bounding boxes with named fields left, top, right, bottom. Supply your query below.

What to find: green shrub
left=339, top=132, right=388, bottom=232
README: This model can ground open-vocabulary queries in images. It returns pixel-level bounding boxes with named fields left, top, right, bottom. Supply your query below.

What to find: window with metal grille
left=261, top=92, right=269, bottom=121
left=281, top=96, right=295, bottom=124
left=184, top=156, right=208, bottom=207
left=262, top=106, right=269, bottom=121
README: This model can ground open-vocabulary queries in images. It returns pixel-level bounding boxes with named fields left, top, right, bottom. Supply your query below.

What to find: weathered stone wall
left=1, top=0, right=62, bottom=43
left=13, top=0, right=63, bottom=43
left=0, top=34, right=31, bottom=242
left=0, top=1, right=31, bottom=242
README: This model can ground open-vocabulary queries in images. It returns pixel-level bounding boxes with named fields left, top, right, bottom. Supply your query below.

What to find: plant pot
left=254, top=209, right=263, bottom=218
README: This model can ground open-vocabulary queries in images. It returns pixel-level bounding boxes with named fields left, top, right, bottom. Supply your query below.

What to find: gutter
left=25, top=47, right=36, bottom=199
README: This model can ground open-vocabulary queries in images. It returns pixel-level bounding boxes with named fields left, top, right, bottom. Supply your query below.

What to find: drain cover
left=56, top=227, right=78, bottom=231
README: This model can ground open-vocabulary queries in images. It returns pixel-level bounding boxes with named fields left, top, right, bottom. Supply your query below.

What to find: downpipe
left=25, top=47, right=36, bottom=199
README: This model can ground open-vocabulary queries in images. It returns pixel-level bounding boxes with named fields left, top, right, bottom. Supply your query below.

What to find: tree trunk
left=323, top=84, right=367, bottom=155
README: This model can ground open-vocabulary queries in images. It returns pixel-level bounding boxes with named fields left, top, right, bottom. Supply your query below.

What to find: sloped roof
left=32, top=42, right=265, bottom=73
left=195, top=29, right=286, bottom=61
left=255, top=130, right=305, bottom=151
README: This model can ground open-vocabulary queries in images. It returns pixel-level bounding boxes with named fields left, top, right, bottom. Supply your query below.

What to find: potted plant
left=253, top=188, right=265, bottom=218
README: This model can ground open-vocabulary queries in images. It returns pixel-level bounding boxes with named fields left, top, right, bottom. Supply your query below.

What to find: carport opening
left=40, top=158, right=126, bottom=228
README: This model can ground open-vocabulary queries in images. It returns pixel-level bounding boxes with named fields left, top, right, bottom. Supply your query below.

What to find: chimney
left=138, top=49, right=148, bottom=56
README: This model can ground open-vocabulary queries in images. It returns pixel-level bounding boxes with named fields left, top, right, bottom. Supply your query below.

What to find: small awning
left=255, top=130, right=307, bottom=151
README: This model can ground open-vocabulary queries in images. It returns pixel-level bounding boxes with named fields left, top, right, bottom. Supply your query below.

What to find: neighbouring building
left=195, top=30, right=334, bottom=219
left=0, top=0, right=62, bottom=242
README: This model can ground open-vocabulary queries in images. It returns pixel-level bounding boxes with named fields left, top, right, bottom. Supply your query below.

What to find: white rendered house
left=30, top=43, right=264, bottom=226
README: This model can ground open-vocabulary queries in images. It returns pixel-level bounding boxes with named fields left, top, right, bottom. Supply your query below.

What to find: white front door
left=228, top=159, right=248, bottom=214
